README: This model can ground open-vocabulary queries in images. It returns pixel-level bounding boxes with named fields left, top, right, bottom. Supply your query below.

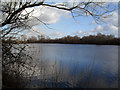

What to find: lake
left=18, top=44, right=119, bottom=88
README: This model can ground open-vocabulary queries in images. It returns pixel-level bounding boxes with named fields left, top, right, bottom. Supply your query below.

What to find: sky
left=22, top=2, right=118, bottom=39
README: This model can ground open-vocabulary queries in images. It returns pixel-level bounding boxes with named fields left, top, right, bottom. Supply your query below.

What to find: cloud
left=90, top=24, right=118, bottom=35
left=24, top=26, right=46, bottom=38
left=73, top=25, right=104, bottom=37
left=104, top=24, right=118, bottom=31
left=73, top=23, right=118, bottom=37
left=103, top=10, right=118, bottom=27
left=22, top=6, right=70, bottom=27
left=91, top=10, right=118, bottom=26
left=91, top=25, right=104, bottom=32
left=22, top=4, right=118, bottom=38
left=104, top=24, right=118, bottom=35
left=72, top=30, right=86, bottom=36
left=21, top=6, right=71, bottom=38
left=89, top=10, right=118, bottom=37
left=49, top=32, right=64, bottom=38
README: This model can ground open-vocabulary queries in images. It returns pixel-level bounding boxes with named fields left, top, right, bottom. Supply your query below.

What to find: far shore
left=7, top=42, right=120, bottom=46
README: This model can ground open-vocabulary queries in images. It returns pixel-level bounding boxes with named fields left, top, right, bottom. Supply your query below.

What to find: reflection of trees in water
left=1, top=1, right=117, bottom=88
left=2, top=42, right=96, bottom=88
left=2, top=43, right=37, bottom=88
left=2, top=43, right=118, bottom=88
left=21, top=46, right=97, bottom=88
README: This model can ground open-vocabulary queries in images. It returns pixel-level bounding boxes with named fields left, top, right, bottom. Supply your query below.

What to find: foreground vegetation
left=1, top=1, right=118, bottom=88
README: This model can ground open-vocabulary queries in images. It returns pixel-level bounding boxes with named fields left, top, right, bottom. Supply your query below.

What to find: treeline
left=4, top=33, right=120, bottom=45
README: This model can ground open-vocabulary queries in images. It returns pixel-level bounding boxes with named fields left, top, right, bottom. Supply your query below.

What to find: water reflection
left=21, top=44, right=118, bottom=88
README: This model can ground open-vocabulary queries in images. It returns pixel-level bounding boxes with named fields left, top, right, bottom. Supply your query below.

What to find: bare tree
left=0, top=1, right=116, bottom=38
left=0, top=0, right=117, bottom=88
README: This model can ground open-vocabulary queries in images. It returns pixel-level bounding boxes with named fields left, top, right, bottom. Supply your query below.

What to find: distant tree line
left=3, top=33, right=120, bottom=45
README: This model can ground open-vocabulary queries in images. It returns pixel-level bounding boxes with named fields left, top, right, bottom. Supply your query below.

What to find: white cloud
left=77, top=30, right=83, bottom=34
left=88, top=25, right=104, bottom=34
left=89, top=10, right=118, bottom=37
left=73, top=30, right=84, bottom=35
left=21, top=6, right=71, bottom=38
left=96, top=25, right=104, bottom=31
left=22, top=5, right=118, bottom=38
left=91, top=10, right=118, bottom=26
left=104, top=24, right=118, bottom=35
left=73, top=23, right=118, bottom=37
left=89, top=24, right=118, bottom=36
left=102, top=10, right=118, bottom=27
left=22, top=6, right=70, bottom=26
left=49, top=32, right=64, bottom=38
left=24, top=26, right=46, bottom=38
left=104, top=24, right=118, bottom=31
left=72, top=30, right=89, bottom=37
left=32, top=26, right=45, bottom=34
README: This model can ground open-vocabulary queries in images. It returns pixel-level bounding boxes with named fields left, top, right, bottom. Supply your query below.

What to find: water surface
left=24, top=44, right=118, bottom=88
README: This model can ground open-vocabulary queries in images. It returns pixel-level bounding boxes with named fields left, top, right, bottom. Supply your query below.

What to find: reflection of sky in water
left=26, top=44, right=118, bottom=88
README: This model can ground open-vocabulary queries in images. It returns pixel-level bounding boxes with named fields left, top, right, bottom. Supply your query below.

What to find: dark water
left=23, top=44, right=118, bottom=88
